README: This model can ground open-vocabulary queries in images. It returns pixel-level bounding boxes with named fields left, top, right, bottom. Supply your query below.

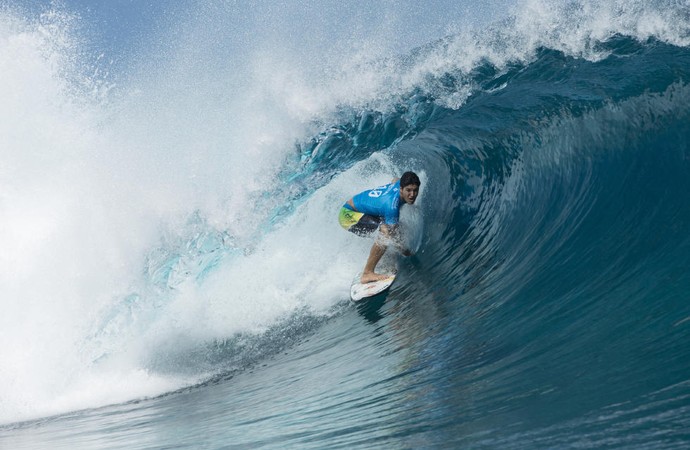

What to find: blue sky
left=6, top=0, right=517, bottom=82
left=9, top=1, right=181, bottom=57
left=11, top=1, right=515, bottom=51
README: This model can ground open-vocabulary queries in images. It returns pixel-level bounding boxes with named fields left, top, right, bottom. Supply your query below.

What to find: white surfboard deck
left=350, top=273, right=396, bottom=302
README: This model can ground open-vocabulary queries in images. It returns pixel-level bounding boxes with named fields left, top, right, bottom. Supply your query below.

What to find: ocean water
left=2, top=0, right=690, bottom=448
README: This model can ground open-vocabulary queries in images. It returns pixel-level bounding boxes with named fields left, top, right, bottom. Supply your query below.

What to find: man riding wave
left=339, top=171, right=421, bottom=283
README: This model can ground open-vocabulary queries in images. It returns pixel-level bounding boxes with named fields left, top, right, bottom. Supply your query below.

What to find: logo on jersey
left=368, top=184, right=389, bottom=198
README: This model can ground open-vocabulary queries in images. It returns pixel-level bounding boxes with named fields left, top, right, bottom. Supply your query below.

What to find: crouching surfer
left=338, top=171, right=421, bottom=283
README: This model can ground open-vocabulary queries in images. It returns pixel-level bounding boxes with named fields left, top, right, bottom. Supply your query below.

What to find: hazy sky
left=9, top=0, right=517, bottom=65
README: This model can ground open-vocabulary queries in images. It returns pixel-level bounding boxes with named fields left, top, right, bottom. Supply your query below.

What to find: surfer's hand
left=401, top=248, right=412, bottom=257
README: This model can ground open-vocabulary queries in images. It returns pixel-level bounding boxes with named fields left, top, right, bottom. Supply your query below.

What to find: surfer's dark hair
left=400, top=171, right=421, bottom=188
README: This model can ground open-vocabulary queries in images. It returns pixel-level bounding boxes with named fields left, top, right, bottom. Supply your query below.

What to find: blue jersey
left=351, top=181, right=401, bottom=225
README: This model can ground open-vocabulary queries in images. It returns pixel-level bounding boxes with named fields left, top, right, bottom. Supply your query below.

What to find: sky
left=6, top=0, right=518, bottom=77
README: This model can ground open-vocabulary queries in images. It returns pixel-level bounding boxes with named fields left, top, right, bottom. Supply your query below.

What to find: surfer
left=339, top=171, right=421, bottom=283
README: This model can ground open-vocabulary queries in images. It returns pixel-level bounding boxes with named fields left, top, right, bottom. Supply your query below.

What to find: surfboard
left=350, top=273, right=396, bottom=302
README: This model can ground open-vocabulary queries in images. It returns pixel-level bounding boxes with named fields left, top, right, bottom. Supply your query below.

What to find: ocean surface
left=2, top=0, right=690, bottom=448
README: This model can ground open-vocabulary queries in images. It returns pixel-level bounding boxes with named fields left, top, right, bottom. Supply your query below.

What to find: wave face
left=2, top=0, right=690, bottom=448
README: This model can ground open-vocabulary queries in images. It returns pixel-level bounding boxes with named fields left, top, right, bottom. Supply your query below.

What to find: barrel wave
left=2, top=1, right=690, bottom=448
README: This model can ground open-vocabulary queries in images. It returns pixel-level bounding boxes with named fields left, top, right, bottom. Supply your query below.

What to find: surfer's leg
left=338, top=207, right=388, bottom=282
left=361, top=240, right=389, bottom=283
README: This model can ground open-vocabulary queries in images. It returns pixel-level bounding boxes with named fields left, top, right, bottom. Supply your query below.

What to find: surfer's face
left=401, top=184, right=419, bottom=205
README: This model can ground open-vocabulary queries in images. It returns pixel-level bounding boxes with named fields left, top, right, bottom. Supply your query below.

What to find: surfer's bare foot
left=361, top=272, right=390, bottom=283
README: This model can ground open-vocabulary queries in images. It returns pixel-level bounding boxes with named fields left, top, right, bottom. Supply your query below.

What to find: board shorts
left=339, top=204, right=382, bottom=236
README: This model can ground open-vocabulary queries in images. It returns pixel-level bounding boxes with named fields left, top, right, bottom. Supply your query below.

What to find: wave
left=1, top=2, right=690, bottom=442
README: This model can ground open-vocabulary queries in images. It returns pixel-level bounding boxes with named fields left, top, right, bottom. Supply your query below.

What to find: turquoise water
left=2, top=1, right=690, bottom=448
